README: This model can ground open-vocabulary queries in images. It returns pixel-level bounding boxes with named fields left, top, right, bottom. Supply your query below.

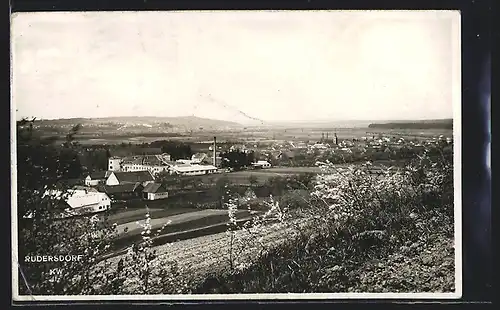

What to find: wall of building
left=85, top=179, right=99, bottom=186
left=122, top=164, right=169, bottom=176
left=106, top=174, right=120, bottom=186
left=98, top=193, right=111, bottom=209
left=67, top=200, right=109, bottom=216
left=177, top=169, right=217, bottom=176
left=147, top=192, right=169, bottom=200
left=108, top=158, right=123, bottom=171
left=122, top=164, right=148, bottom=172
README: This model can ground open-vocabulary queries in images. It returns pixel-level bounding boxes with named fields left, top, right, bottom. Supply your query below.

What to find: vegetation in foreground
left=16, top=118, right=454, bottom=295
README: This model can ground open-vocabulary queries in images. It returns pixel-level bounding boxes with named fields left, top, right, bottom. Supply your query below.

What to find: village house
left=142, top=183, right=169, bottom=200
left=43, top=189, right=111, bottom=217
left=99, top=182, right=144, bottom=200
left=106, top=171, right=155, bottom=187
left=84, top=171, right=112, bottom=186
left=251, top=160, right=272, bottom=169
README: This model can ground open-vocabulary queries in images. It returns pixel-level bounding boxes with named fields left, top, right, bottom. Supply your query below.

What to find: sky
left=11, top=11, right=460, bottom=123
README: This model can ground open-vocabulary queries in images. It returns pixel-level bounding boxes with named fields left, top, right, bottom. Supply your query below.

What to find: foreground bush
left=192, top=148, right=454, bottom=293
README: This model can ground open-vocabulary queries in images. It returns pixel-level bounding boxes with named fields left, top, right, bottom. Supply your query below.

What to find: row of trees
left=149, top=141, right=193, bottom=160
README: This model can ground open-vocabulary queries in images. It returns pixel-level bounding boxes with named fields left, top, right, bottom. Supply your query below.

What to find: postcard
left=11, top=10, right=461, bottom=301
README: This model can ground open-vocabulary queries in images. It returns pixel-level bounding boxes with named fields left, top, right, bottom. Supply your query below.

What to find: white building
left=44, top=189, right=111, bottom=217
left=251, top=160, right=271, bottom=169
left=108, top=157, right=123, bottom=172
left=120, top=154, right=172, bottom=176
left=171, top=164, right=218, bottom=176
left=142, top=183, right=169, bottom=200
left=311, top=143, right=328, bottom=149
left=121, top=163, right=170, bottom=175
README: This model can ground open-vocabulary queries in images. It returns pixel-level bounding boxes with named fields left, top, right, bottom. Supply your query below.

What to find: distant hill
left=33, top=116, right=243, bottom=129
left=368, top=119, right=453, bottom=130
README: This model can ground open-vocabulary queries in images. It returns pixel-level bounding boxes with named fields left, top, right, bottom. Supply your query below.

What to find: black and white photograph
left=11, top=10, right=461, bottom=300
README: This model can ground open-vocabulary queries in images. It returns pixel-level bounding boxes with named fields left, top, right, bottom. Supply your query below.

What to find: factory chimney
left=326, top=133, right=329, bottom=141
left=321, top=133, right=325, bottom=142
left=213, top=136, right=217, bottom=167
left=335, top=133, right=338, bottom=145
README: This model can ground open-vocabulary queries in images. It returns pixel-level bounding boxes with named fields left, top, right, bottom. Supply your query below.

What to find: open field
left=161, top=167, right=320, bottom=187
left=42, top=126, right=453, bottom=146
left=99, top=218, right=308, bottom=289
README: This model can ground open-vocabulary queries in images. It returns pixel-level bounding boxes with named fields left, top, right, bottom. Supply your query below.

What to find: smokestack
left=213, top=136, right=217, bottom=167
left=326, top=133, right=329, bottom=141
left=321, top=133, right=324, bottom=141
left=335, top=133, right=338, bottom=145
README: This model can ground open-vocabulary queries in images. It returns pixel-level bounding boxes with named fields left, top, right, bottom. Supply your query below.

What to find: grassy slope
left=348, top=233, right=454, bottom=293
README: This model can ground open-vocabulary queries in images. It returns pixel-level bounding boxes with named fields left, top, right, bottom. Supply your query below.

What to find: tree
left=155, top=141, right=193, bottom=160
left=16, top=118, right=118, bottom=295
left=220, top=150, right=254, bottom=171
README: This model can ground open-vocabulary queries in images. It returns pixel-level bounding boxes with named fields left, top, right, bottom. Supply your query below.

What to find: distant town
left=32, top=117, right=452, bottom=219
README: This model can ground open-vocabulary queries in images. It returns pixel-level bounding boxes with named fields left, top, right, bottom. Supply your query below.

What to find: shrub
left=195, top=142, right=454, bottom=293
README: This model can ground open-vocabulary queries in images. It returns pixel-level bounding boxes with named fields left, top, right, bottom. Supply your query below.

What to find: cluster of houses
left=42, top=169, right=169, bottom=218
left=42, top=137, right=280, bottom=218
left=45, top=150, right=229, bottom=217
left=107, top=153, right=219, bottom=176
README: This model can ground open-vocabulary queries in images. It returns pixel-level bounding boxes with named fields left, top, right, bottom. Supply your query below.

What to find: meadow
left=42, top=126, right=453, bottom=146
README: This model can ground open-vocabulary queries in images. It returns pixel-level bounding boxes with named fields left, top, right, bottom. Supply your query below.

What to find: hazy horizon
left=11, top=11, right=460, bottom=123
left=25, top=114, right=453, bottom=123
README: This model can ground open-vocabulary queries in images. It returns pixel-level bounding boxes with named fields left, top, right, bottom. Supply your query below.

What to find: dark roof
left=113, top=171, right=154, bottom=183
left=142, top=183, right=168, bottom=193
left=102, top=182, right=143, bottom=194
left=122, top=155, right=172, bottom=166
left=88, top=171, right=109, bottom=179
